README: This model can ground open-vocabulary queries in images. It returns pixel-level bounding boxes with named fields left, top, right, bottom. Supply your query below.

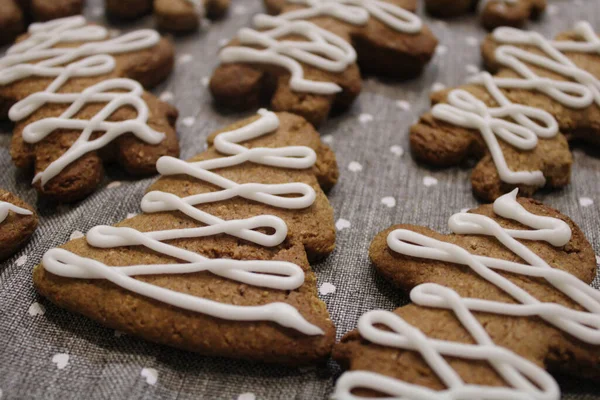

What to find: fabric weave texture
left=0, top=0, right=599, bottom=399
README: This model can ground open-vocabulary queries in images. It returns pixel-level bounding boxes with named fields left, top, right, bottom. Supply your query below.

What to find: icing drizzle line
left=42, top=109, right=325, bottom=336
left=0, top=201, right=33, bottom=225
left=431, top=21, right=600, bottom=186
left=0, top=16, right=163, bottom=186
left=334, top=189, right=600, bottom=399
left=219, top=0, right=422, bottom=95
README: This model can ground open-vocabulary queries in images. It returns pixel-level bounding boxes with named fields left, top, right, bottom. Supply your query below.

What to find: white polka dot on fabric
left=335, top=219, right=351, bottom=231
left=70, top=231, right=84, bottom=240
left=177, top=54, right=193, bottom=64
left=219, top=38, right=229, bottom=47
left=201, top=77, right=210, bottom=87
left=321, top=135, right=333, bottom=144
left=465, top=36, right=479, bottom=47
left=28, top=302, right=45, bottom=316
left=107, top=181, right=122, bottom=189
left=431, top=82, right=446, bottom=92
left=237, top=394, right=256, bottom=400
left=159, top=91, right=174, bottom=102
left=466, top=64, right=479, bottom=75
left=348, top=161, right=363, bottom=172
left=126, top=213, right=138, bottom=219
left=396, top=100, right=410, bottom=111
left=15, top=254, right=27, bottom=267
left=233, top=5, right=248, bottom=15
left=358, top=113, right=373, bottom=124
left=319, top=282, right=336, bottom=295
left=423, top=176, right=439, bottom=187
left=182, top=117, right=196, bottom=127
left=381, top=196, right=396, bottom=208
left=435, top=45, right=448, bottom=56
left=52, top=354, right=69, bottom=370
left=200, top=19, right=212, bottom=32
left=579, top=197, right=594, bottom=207
left=90, top=6, right=103, bottom=17
left=141, top=368, right=158, bottom=385
left=434, top=20, right=447, bottom=29
left=390, top=145, right=404, bottom=157
left=547, top=4, right=558, bottom=15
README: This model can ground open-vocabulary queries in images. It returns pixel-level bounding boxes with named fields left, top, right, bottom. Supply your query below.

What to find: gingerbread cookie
left=0, top=0, right=84, bottom=45
left=106, top=0, right=230, bottom=32
left=0, top=189, right=37, bottom=261
left=21, top=0, right=84, bottom=22
left=411, top=21, right=600, bottom=201
left=210, top=0, right=437, bottom=126
left=0, top=16, right=179, bottom=202
left=425, top=0, right=546, bottom=30
left=0, top=0, right=24, bottom=45
left=334, top=190, right=600, bottom=398
left=34, top=110, right=339, bottom=364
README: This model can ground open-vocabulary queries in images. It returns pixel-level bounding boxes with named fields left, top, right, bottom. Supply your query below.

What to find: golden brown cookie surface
left=210, top=0, right=437, bottom=126
left=0, top=189, right=37, bottom=261
left=105, top=0, right=230, bottom=31
left=425, top=0, right=546, bottom=30
left=34, top=111, right=339, bottom=365
left=411, top=23, right=599, bottom=201
left=334, top=192, right=600, bottom=398
left=1, top=16, right=179, bottom=202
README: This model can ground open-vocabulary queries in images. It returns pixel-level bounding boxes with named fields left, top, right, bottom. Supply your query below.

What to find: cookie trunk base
left=33, top=265, right=336, bottom=365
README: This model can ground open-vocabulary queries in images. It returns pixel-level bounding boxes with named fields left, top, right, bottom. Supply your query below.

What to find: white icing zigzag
left=0, top=201, right=33, bottom=224
left=432, top=21, right=600, bottom=186
left=219, top=0, right=422, bottom=95
left=0, top=16, right=164, bottom=186
left=334, top=189, right=600, bottom=400
left=42, top=109, right=325, bottom=336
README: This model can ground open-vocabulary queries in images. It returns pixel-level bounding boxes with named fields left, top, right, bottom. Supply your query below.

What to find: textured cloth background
left=1, top=0, right=599, bottom=399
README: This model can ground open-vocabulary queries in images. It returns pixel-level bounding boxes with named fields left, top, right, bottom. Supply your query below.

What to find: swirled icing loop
left=334, top=189, right=600, bottom=399
left=0, top=201, right=33, bottom=225
left=0, top=16, right=164, bottom=186
left=220, top=0, right=422, bottom=95
left=432, top=21, right=600, bottom=186
left=42, top=110, right=324, bottom=336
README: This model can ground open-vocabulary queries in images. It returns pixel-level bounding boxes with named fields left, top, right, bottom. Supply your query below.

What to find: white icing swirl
left=284, top=0, right=422, bottom=33
left=220, top=15, right=357, bottom=95
left=219, top=0, right=422, bottom=95
left=42, top=109, right=325, bottom=336
left=0, top=16, right=163, bottom=186
left=431, top=21, right=600, bottom=186
left=0, top=201, right=33, bottom=224
left=334, top=189, right=600, bottom=399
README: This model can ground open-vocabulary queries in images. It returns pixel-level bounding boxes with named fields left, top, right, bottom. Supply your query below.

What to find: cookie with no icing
left=105, top=0, right=230, bottom=32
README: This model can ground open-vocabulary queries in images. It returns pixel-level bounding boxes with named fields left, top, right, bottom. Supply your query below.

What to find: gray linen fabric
left=1, top=0, right=599, bottom=398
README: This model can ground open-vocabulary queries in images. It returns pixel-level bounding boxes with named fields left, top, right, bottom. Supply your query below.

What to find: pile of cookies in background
left=1, top=0, right=600, bottom=399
